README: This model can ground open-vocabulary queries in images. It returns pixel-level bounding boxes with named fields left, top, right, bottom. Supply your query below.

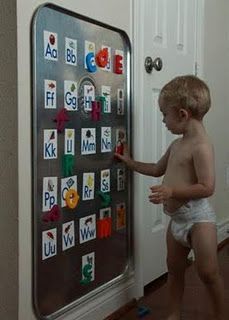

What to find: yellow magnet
left=65, top=188, right=79, bottom=209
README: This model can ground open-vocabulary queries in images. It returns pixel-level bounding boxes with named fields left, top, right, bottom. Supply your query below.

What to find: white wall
left=0, top=1, right=18, bottom=319
left=2, top=1, right=229, bottom=319
left=17, top=1, right=133, bottom=320
left=203, top=0, right=229, bottom=226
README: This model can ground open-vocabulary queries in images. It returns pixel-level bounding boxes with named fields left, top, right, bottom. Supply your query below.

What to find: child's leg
left=166, top=222, right=190, bottom=320
left=191, top=223, right=225, bottom=320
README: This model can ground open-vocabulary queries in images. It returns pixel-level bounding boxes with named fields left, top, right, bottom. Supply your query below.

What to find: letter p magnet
left=42, top=177, right=58, bottom=212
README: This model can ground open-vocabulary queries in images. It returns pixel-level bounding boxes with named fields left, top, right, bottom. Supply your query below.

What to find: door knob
left=144, top=57, right=163, bottom=73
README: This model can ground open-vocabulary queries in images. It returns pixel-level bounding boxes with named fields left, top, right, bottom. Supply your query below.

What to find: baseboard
left=104, top=299, right=137, bottom=320
left=57, top=275, right=136, bottom=320
left=217, top=218, right=229, bottom=244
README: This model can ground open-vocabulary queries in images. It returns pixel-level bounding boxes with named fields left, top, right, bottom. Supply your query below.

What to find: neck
left=182, top=118, right=205, bottom=139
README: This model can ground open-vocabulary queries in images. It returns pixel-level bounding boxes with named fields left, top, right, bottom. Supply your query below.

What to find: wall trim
left=195, top=0, right=205, bottom=76
left=131, top=0, right=146, bottom=299
left=57, top=276, right=135, bottom=320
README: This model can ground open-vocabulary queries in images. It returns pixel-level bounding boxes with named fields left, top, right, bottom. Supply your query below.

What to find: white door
left=133, top=0, right=201, bottom=286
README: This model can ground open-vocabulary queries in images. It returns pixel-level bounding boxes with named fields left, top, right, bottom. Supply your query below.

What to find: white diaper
left=165, top=198, right=216, bottom=247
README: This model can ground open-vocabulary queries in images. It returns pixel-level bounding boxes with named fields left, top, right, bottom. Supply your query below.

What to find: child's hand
left=149, top=184, right=173, bottom=204
left=114, top=143, right=131, bottom=163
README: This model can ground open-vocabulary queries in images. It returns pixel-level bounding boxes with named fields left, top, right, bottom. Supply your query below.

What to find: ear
left=179, top=108, right=190, bottom=120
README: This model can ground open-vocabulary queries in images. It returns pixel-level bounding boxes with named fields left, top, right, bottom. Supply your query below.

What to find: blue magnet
left=86, top=52, right=97, bottom=73
left=137, top=305, right=151, bottom=318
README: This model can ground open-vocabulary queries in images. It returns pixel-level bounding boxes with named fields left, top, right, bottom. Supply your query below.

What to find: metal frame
left=31, top=3, right=132, bottom=319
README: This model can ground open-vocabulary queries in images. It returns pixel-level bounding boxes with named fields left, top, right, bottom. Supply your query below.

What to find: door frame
left=132, top=0, right=205, bottom=298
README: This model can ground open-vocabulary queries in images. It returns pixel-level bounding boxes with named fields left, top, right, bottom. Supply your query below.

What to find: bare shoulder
left=170, top=137, right=182, bottom=149
left=192, top=137, right=214, bottom=160
left=192, top=136, right=214, bottom=152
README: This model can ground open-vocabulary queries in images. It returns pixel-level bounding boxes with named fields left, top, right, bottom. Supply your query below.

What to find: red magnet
left=115, top=142, right=124, bottom=155
left=115, top=129, right=125, bottom=155
left=42, top=204, right=60, bottom=222
left=96, top=48, right=108, bottom=67
left=54, top=108, right=69, bottom=132
left=91, top=101, right=101, bottom=121
left=114, top=54, right=123, bottom=74
left=97, top=217, right=112, bottom=239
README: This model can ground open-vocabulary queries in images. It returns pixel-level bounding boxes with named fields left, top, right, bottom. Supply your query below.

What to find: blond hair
left=158, top=75, right=211, bottom=119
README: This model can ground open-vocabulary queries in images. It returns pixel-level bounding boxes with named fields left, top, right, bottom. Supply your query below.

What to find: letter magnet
left=65, top=189, right=79, bottom=209
left=96, top=47, right=108, bottom=67
left=114, top=50, right=124, bottom=74
left=62, top=221, right=75, bottom=251
left=85, top=41, right=96, bottom=72
left=54, top=108, right=69, bottom=133
left=80, top=252, right=95, bottom=285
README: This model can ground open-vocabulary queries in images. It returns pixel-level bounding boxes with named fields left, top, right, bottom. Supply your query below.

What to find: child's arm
left=149, top=143, right=215, bottom=203
left=114, top=143, right=171, bottom=177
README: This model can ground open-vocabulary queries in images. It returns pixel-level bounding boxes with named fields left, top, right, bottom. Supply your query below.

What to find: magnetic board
left=32, top=3, right=132, bottom=319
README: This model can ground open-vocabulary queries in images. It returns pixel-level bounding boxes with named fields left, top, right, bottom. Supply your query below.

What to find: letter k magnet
left=44, top=129, right=58, bottom=160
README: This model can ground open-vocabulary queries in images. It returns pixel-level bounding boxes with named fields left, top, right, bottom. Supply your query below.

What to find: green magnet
left=62, top=155, right=74, bottom=177
left=97, top=191, right=111, bottom=207
left=96, top=96, right=106, bottom=112
left=80, top=264, right=92, bottom=285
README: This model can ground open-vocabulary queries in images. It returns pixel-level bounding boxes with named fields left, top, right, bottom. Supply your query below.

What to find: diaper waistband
left=164, top=198, right=214, bottom=217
